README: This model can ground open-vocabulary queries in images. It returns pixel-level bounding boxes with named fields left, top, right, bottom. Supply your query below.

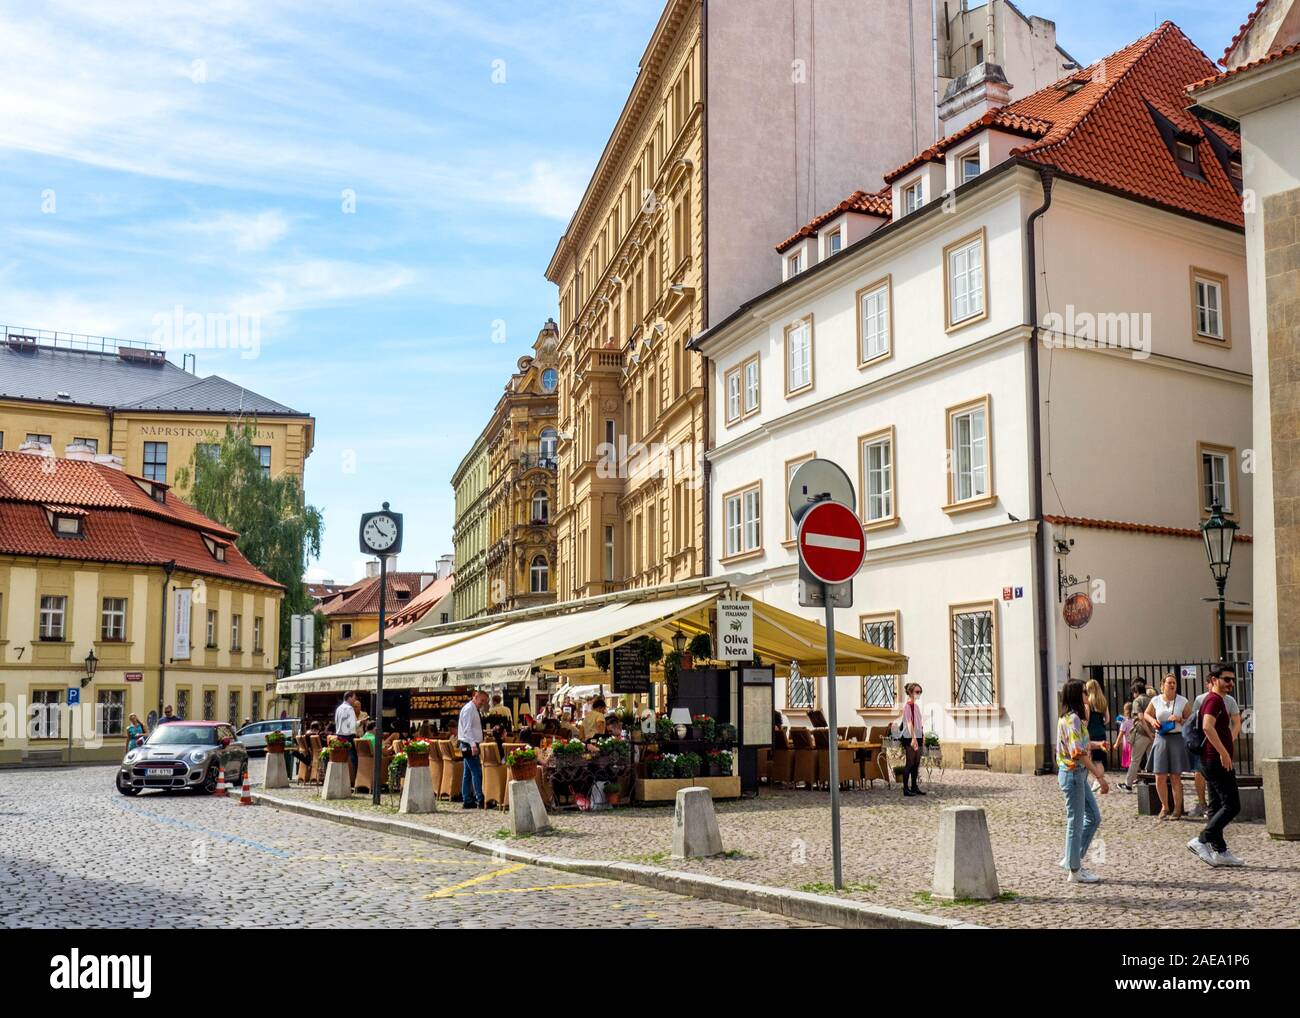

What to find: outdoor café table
left=839, top=741, right=885, bottom=784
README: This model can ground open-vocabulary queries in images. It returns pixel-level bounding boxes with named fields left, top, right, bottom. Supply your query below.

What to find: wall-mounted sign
left=612, top=642, right=650, bottom=693
left=717, top=600, right=754, bottom=661
left=124, top=672, right=143, bottom=682
left=1180, top=665, right=1197, bottom=681
left=172, top=588, right=192, bottom=660
left=1062, top=592, right=1092, bottom=629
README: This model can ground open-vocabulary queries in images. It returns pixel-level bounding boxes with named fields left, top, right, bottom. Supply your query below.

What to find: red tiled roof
left=775, top=188, right=892, bottom=253
left=788, top=22, right=1243, bottom=248
left=348, top=574, right=455, bottom=649
left=1189, top=39, right=1300, bottom=92
left=318, top=571, right=442, bottom=617
left=1222, top=0, right=1271, bottom=65
left=1044, top=514, right=1253, bottom=543
left=0, top=451, right=281, bottom=587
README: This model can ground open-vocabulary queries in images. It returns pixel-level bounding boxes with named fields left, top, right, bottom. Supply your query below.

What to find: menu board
left=612, top=642, right=650, bottom=693
left=408, top=690, right=467, bottom=727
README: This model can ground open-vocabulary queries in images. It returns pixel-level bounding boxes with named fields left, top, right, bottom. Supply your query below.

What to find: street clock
left=359, top=502, right=403, bottom=555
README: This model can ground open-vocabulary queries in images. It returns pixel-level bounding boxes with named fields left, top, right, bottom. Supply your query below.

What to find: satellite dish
left=787, top=458, right=856, bottom=524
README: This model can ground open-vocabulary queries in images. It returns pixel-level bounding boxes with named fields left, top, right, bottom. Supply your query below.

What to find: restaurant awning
left=276, top=576, right=906, bottom=696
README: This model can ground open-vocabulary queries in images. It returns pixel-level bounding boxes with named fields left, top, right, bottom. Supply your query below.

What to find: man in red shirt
left=1187, top=665, right=1243, bottom=867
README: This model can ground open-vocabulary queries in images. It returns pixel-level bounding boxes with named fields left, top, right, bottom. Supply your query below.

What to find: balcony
left=516, top=453, right=557, bottom=472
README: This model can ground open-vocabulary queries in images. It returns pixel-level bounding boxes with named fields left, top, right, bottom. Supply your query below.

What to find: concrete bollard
left=321, top=759, right=352, bottom=801
left=1264, top=758, right=1300, bottom=839
left=932, top=805, right=999, bottom=901
left=508, top=779, right=550, bottom=835
left=672, top=786, right=724, bottom=859
left=264, top=750, right=290, bottom=790
left=399, top=762, right=437, bottom=814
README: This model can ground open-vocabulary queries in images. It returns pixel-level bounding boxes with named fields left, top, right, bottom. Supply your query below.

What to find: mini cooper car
left=116, top=721, right=248, bottom=796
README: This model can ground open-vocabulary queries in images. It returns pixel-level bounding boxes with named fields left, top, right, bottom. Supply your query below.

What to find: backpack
left=1184, top=698, right=1206, bottom=756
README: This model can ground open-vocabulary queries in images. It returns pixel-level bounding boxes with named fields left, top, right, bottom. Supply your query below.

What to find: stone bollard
left=932, top=805, right=999, bottom=901
left=264, top=749, right=289, bottom=790
left=1264, top=758, right=1300, bottom=840
left=321, top=758, right=352, bottom=801
left=400, top=761, right=437, bottom=814
left=672, top=786, right=724, bottom=859
left=508, top=779, right=550, bottom=835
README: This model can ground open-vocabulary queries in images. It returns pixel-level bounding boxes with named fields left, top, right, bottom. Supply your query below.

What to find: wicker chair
left=427, top=746, right=444, bottom=798
left=790, top=727, right=818, bottom=788
left=812, top=728, right=858, bottom=789
left=308, top=735, right=324, bottom=783
left=769, top=729, right=795, bottom=786
left=866, top=725, right=894, bottom=785
left=436, top=740, right=463, bottom=801
left=354, top=739, right=374, bottom=794
left=480, top=742, right=508, bottom=809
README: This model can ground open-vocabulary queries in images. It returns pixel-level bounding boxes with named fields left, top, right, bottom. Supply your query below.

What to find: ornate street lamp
left=671, top=629, right=687, bottom=655
left=1200, top=497, right=1239, bottom=660
left=81, top=649, right=98, bottom=689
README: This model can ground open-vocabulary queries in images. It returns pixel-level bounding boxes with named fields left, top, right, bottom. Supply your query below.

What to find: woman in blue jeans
left=1057, top=680, right=1108, bottom=884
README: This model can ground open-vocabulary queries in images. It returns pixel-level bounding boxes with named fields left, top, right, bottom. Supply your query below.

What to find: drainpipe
left=1025, top=166, right=1055, bottom=775
left=700, top=0, right=711, bottom=580
left=157, top=560, right=176, bottom=722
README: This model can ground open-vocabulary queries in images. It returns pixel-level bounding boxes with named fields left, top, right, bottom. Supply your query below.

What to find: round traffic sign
left=796, top=500, right=866, bottom=585
left=788, top=458, right=855, bottom=526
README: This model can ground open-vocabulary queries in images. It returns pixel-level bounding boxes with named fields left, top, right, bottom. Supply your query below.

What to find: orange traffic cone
left=239, top=769, right=254, bottom=806
left=215, top=766, right=227, bottom=797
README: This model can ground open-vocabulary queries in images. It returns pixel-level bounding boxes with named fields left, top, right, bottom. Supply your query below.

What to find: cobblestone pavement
left=0, top=764, right=816, bottom=929
left=267, top=761, right=1300, bottom=929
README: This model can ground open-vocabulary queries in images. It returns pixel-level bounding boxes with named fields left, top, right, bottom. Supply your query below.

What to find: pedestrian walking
left=1118, top=703, right=1133, bottom=770
left=1057, top=679, right=1107, bottom=884
left=334, top=691, right=359, bottom=781
left=1084, top=679, right=1111, bottom=794
left=1187, top=682, right=1242, bottom=818
left=1119, top=680, right=1155, bottom=791
left=1144, top=673, right=1190, bottom=819
left=1188, top=665, right=1245, bottom=867
left=125, top=713, right=148, bottom=750
left=457, top=689, right=488, bottom=809
left=899, top=682, right=926, bottom=798
left=158, top=704, right=180, bottom=724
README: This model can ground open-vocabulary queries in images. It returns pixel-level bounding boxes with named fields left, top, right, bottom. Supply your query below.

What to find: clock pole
left=373, top=505, right=389, bottom=806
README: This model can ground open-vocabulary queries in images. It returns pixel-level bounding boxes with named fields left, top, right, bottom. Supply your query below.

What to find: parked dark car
left=116, top=721, right=248, bottom=796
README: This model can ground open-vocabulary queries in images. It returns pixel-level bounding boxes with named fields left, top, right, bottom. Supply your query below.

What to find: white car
left=236, top=718, right=299, bottom=754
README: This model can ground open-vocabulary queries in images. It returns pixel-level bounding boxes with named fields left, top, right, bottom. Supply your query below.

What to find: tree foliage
left=174, top=422, right=324, bottom=670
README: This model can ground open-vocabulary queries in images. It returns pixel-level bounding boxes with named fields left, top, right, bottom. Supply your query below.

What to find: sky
left=0, top=0, right=1248, bottom=584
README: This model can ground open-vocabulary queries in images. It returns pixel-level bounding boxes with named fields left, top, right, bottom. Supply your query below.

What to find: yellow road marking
left=424, top=863, right=526, bottom=898
left=437, top=880, right=617, bottom=898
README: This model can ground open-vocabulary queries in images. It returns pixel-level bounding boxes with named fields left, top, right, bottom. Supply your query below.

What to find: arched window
left=538, top=428, right=558, bottom=466
left=530, top=555, right=549, bottom=593
left=531, top=490, right=549, bottom=523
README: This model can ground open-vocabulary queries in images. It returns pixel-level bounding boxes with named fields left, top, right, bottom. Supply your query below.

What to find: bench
left=1135, top=771, right=1264, bottom=821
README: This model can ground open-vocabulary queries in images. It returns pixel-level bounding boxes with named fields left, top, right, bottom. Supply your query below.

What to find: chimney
left=17, top=439, right=53, bottom=457
left=938, top=62, right=1012, bottom=133
left=420, top=573, right=435, bottom=591
left=365, top=559, right=380, bottom=579
left=437, top=554, right=454, bottom=581
left=65, top=442, right=97, bottom=461
left=93, top=453, right=125, bottom=471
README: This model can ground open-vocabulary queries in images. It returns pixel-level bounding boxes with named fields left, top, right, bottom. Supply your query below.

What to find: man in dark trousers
left=1187, top=665, right=1244, bottom=867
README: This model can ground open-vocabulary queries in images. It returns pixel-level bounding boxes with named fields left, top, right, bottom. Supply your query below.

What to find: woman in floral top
left=1057, top=679, right=1108, bottom=884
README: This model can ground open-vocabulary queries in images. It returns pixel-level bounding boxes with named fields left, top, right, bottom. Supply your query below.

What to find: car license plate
left=145, top=767, right=172, bottom=776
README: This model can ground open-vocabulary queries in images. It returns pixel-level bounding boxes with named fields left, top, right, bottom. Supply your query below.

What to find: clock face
left=362, top=514, right=398, bottom=551
left=541, top=368, right=558, bottom=393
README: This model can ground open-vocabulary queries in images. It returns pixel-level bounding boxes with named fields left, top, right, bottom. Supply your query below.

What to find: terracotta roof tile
left=775, top=188, right=891, bottom=253
left=1189, top=39, right=1300, bottom=92
left=1222, top=0, right=1272, bottom=65
left=347, top=574, right=455, bottom=649
left=1044, top=514, right=1252, bottom=543
left=0, top=451, right=280, bottom=587
left=318, top=571, right=444, bottom=617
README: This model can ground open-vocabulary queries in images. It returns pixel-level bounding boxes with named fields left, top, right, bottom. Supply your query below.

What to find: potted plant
left=639, top=636, right=663, bottom=665
left=319, top=748, right=329, bottom=768
left=675, top=751, right=702, bottom=779
left=603, top=780, right=621, bottom=807
left=505, top=745, right=539, bottom=781
left=688, top=632, right=712, bottom=663
left=649, top=754, right=678, bottom=779
left=717, top=723, right=737, bottom=744
left=924, top=732, right=941, bottom=758
left=593, top=648, right=611, bottom=672
left=264, top=730, right=287, bottom=753
left=405, top=738, right=432, bottom=767
left=595, top=736, right=630, bottom=761
left=550, top=738, right=585, bottom=760
left=707, top=749, right=733, bottom=776
left=693, top=714, right=716, bottom=742
left=388, top=752, right=408, bottom=789
left=655, top=715, right=676, bottom=742
left=326, top=736, right=350, bottom=764
left=663, top=649, right=684, bottom=695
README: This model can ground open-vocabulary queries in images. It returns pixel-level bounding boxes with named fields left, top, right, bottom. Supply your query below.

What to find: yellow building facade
left=484, top=323, right=560, bottom=613
left=545, top=0, right=705, bottom=601
left=452, top=434, right=492, bottom=621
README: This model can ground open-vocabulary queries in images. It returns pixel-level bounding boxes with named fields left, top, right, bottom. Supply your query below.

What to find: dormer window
left=827, top=229, right=843, bottom=256
left=1175, top=140, right=1197, bottom=164
left=902, top=179, right=925, bottom=215
left=45, top=506, right=86, bottom=538
left=201, top=533, right=227, bottom=562
left=131, top=477, right=167, bottom=504
left=787, top=250, right=803, bottom=276
left=960, top=151, right=981, bottom=184
left=1228, top=158, right=1242, bottom=181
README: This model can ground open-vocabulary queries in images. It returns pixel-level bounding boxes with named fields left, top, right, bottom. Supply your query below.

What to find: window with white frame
left=206, top=609, right=218, bottom=648
left=253, top=616, right=264, bottom=653
left=1223, top=620, right=1252, bottom=665
left=1193, top=272, right=1226, bottom=340
left=29, top=689, right=62, bottom=739
left=39, top=595, right=66, bottom=640
left=101, top=597, right=126, bottom=642
left=1200, top=445, right=1232, bottom=512
left=960, top=151, right=981, bottom=183
left=530, top=556, right=549, bottom=593
left=96, top=689, right=125, bottom=736
left=743, top=357, right=760, bottom=415
left=231, top=614, right=242, bottom=652
left=785, top=317, right=812, bottom=394
left=787, top=250, right=803, bottom=276
left=538, top=428, right=558, bottom=465
left=949, top=400, right=990, bottom=505
left=946, top=232, right=985, bottom=326
left=858, top=279, right=890, bottom=363
left=902, top=179, right=924, bottom=214
left=860, top=615, right=899, bottom=708
left=827, top=229, right=843, bottom=256
left=724, top=484, right=761, bottom=558
left=860, top=431, right=895, bottom=524
left=531, top=489, right=549, bottom=522
left=725, top=366, right=742, bottom=423
left=951, top=605, right=996, bottom=706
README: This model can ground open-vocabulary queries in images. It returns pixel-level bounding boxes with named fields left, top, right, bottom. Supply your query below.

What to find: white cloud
left=174, top=210, right=291, bottom=252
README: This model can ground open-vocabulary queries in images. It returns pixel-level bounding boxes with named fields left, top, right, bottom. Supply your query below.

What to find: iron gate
left=1083, top=662, right=1255, bottom=775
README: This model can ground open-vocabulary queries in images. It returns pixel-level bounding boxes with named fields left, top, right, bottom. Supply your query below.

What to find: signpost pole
left=823, top=586, right=842, bottom=890
left=373, top=554, right=386, bottom=806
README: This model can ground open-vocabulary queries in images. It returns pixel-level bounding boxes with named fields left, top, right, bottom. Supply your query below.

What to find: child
left=1118, top=701, right=1133, bottom=771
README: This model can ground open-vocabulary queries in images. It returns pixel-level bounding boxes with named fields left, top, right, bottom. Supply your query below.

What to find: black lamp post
left=1200, top=497, right=1239, bottom=661
left=81, top=649, right=98, bottom=688
left=671, top=629, right=687, bottom=655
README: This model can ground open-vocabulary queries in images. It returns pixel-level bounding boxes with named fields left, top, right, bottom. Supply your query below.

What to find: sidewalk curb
left=254, top=791, right=981, bottom=930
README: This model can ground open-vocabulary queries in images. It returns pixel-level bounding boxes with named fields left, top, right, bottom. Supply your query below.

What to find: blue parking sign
left=67, top=687, right=80, bottom=706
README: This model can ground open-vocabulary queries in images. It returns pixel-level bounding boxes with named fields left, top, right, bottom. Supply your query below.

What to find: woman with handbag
left=899, top=683, right=925, bottom=798
left=1143, top=673, right=1191, bottom=820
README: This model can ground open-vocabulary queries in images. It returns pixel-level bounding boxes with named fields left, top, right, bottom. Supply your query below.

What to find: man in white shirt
left=335, top=692, right=359, bottom=780
left=457, top=689, right=488, bottom=809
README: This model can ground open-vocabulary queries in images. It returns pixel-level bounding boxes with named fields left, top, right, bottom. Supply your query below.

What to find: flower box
left=634, top=776, right=741, bottom=803
left=509, top=761, right=538, bottom=782
left=328, top=747, right=349, bottom=764
left=406, top=750, right=430, bottom=768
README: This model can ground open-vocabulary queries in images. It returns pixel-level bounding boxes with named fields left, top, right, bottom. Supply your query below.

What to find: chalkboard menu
left=612, top=642, right=650, bottom=693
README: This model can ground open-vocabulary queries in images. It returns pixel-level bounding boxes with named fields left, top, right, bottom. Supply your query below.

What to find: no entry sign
left=796, top=500, right=866, bottom=585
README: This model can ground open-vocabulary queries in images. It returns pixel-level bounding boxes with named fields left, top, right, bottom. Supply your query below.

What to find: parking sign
left=67, top=687, right=80, bottom=707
